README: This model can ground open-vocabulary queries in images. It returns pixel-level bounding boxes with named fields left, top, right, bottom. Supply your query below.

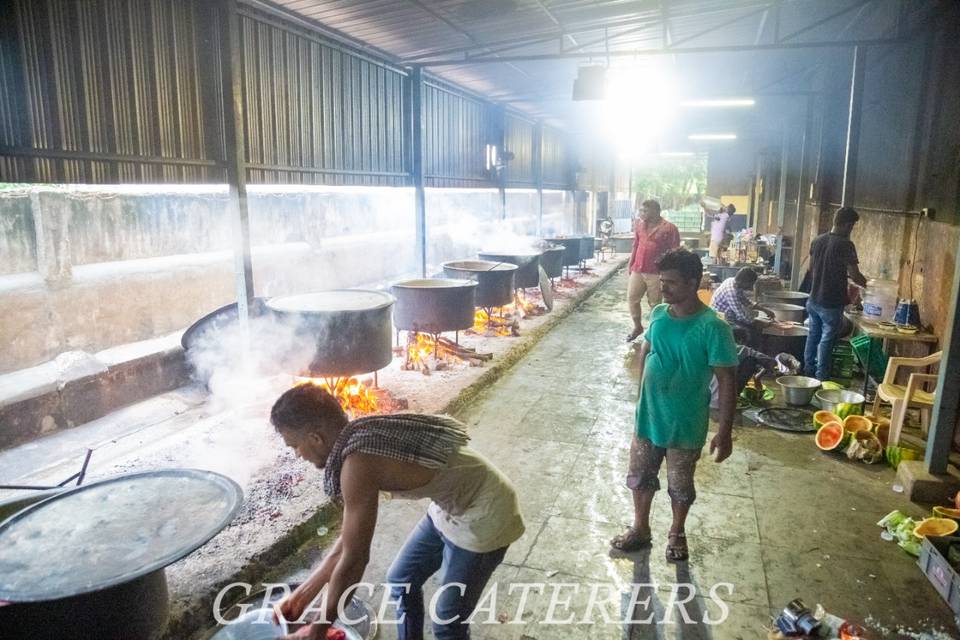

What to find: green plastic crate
left=851, top=334, right=889, bottom=381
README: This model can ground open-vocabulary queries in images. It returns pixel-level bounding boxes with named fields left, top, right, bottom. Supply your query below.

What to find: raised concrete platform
left=0, top=332, right=189, bottom=450
left=897, top=459, right=960, bottom=504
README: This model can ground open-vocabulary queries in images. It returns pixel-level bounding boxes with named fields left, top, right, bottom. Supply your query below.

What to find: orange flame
left=471, top=309, right=514, bottom=337
left=294, top=375, right=379, bottom=416
left=404, top=332, right=439, bottom=368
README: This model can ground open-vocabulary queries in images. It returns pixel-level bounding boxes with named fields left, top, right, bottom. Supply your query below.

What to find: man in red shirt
left=627, top=199, right=681, bottom=341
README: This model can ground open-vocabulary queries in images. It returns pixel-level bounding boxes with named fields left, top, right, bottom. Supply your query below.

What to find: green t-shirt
left=635, top=303, right=738, bottom=449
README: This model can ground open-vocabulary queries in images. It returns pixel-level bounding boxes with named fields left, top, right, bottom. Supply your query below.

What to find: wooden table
left=846, top=313, right=939, bottom=397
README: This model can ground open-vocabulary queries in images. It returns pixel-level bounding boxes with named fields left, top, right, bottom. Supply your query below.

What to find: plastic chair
left=871, top=351, right=942, bottom=446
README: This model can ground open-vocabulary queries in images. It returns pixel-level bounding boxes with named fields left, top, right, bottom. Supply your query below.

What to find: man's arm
left=847, top=262, right=867, bottom=288
left=275, top=536, right=344, bottom=624
left=628, top=226, right=639, bottom=273
left=322, top=456, right=380, bottom=622
left=636, top=339, right=651, bottom=393
left=710, top=366, right=736, bottom=463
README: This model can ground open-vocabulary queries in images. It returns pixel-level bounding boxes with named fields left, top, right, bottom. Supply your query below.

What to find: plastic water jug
left=862, top=279, right=898, bottom=323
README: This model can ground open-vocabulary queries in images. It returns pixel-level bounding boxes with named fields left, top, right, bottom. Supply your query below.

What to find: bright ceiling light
left=598, top=64, right=677, bottom=152
left=680, top=98, right=755, bottom=108
left=688, top=133, right=737, bottom=141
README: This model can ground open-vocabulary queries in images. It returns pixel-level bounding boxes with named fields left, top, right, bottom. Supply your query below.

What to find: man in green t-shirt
left=611, top=248, right=738, bottom=562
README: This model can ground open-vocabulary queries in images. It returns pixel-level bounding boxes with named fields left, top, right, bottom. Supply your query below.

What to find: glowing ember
left=470, top=309, right=516, bottom=337
left=399, top=331, right=492, bottom=373
left=294, top=375, right=379, bottom=416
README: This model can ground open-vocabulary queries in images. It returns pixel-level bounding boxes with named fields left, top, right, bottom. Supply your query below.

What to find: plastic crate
left=918, top=536, right=960, bottom=618
left=851, top=334, right=889, bottom=381
left=830, top=342, right=855, bottom=384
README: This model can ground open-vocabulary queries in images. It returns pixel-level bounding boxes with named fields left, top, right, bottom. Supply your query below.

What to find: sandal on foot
left=610, top=527, right=652, bottom=552
left=665, top=532, right=688, bottom=562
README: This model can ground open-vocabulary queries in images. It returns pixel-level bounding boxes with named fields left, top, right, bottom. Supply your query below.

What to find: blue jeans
left=386, top=514, right=508, bottom=640
left=803, top=300, right=844, bottom=380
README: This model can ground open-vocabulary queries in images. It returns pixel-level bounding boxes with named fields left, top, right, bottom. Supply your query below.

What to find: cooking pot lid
left=267, top=290, right=395, bottom=313
left=391, top=278, right=477, bottom=289
left=478, top=251, right=541, bottom=258
left=0, top=469, right=243, bottom=602
left=443, top=260, right=518, bottom=272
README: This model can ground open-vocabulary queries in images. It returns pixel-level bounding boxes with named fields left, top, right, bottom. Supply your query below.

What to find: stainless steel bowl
left=777, top=376, right=822, bottom=406
left=815, top=389, right=866, bottom=413
left=764, top=302, right=806, bottom=323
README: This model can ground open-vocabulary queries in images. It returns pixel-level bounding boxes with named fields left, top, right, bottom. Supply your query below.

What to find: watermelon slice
left=813, top=410, right=841, bottom=430
left=843, top=415, right=873, bottom=434
left=815, top=422, right=848, bottom=452
left=914, top=517, right=959, bottom=538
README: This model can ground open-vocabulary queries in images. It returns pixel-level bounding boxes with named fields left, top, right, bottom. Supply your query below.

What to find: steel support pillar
left=790, top=96, right=813, bottom=290
left=533, top=121, right=544, bottom=236
left=926, top=255, right=960, bottom=474
left=773, top=129, right=789, bottom=276
left=220, top=0, right=255, bottom=321
left=410, top=66, right=427, bottom=276
left=841, top=46, right=865, bottom=207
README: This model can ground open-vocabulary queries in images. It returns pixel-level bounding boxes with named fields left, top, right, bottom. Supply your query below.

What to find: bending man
left=271, top=384, right=524, bottom=639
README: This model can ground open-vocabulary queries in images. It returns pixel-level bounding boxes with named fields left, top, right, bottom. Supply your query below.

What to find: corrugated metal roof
left=264, top=0, right=919, bottom=128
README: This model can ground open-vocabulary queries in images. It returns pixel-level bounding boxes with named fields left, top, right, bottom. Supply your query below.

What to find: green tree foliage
left=631, top=155, right=707, bottom=210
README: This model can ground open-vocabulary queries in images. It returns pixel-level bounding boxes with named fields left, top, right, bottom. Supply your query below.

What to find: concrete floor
left=320, top=271, right=959, bottom=639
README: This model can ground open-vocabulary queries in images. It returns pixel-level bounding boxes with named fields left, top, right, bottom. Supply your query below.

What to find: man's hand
left=274, top=591, right=308, bottom=626
left=709, top=431, right=733, bottom=463
left=281, top=622, right=333, bottom=639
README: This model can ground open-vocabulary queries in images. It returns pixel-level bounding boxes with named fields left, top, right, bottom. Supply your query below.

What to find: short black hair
left=726, top=203, right=737, bottom=214
left=834, top=207, right=859, bottom=226
left=641, top=199, right=661, bottom=214
left=734, top=267, right=758, bottom=287
left=656, top=248, right=703, bottom=283
left=271, top=383, right=348, bottom=434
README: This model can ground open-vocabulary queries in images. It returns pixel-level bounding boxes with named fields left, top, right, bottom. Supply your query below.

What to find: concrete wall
left=0, top=185, right=579, bottom=373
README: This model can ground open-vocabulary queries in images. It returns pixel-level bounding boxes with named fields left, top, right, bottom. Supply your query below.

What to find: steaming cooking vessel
left=181, top=297, right=268, bottom=351
left=266, top=290, right=394, bottom=377
left=477, top=251, right=542, bottom=289
left=390, top=279, right=477, bottom=334
left=0, top=469, right=242, bottom=640
left=442, top=260, right=517, bottom=308
left=544, top=236, right=587, bottom=267
left=538, top=244, right=565, bottom=279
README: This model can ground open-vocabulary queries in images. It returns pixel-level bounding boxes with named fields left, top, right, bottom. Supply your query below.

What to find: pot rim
left=267, top=289, right=396, bottom=313
left=442, top=260, right=518, bottom=272
left=391, top=278, right=477, bottom=289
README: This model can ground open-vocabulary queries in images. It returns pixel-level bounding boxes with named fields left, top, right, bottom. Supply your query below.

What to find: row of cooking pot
left=181, top=238, right=596, bottom=379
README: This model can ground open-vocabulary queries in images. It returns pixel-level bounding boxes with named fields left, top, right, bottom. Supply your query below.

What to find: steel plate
left=754, top=407, right=817, bottom=433
left=0, top=469, right=243, bottom=602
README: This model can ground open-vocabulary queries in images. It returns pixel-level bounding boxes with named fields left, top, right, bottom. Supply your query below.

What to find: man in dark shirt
left=803, top=207, right=867, bottom=379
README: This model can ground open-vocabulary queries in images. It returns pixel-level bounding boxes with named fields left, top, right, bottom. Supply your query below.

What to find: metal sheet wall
left=0, top=0, right=575, bottom=191
left=541, top=124, right=569, bottom=189
left=504, top=113, right=534, bottom=187
left=422, top=77, right=494, bottom=189
left=0, top=0, right=225, bottom=183
left=238, top=8, right=409, bottom=186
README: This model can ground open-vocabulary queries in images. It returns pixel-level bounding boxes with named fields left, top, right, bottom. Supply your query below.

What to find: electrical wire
left=908, top=213, right=923, bottom=300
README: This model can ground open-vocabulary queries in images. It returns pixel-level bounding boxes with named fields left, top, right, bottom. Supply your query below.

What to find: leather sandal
left=665, top=531, right=688, bottom=562
left=610, top=527, right=652, bottom=552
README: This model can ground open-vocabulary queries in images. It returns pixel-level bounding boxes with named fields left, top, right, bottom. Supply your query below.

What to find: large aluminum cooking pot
left=477, top=251, right=542, bottom=289
left=267, top=290, right=394, bottom=377
left=442, top=260, right=517, bottom=308
left=544, top=237, right=582, bottom=267
left=0, top=469, right=242, bottom=640
left=391, top=279, right=477, bottom=334
left=611, top=234, right=634, bottom=254
left=762, top=290, right=810, bottom=305
left=180, top=298, right=268, bottom=352
left=538, top=244, right=565, bottom=279
left=764, top=302, right=806, bottom=323
left=578, top=236, right=596, bottom=261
